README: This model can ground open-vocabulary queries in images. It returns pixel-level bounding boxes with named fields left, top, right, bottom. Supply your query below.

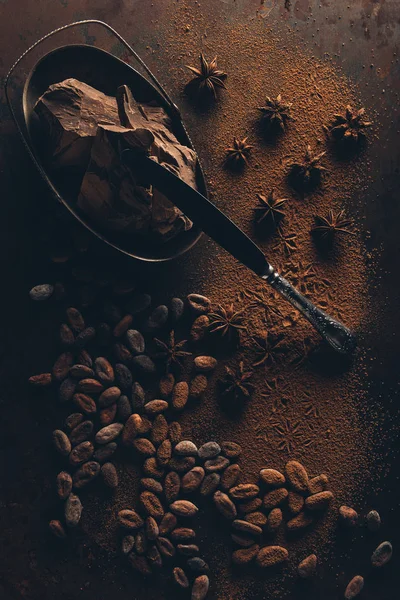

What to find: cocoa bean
left=187, top=294, right=211, bottom=315
left=173, top=566, right=189, bottom=589
left=244, top=512, right=267, bottom=527
left=232, top=532, right=256, bottom=547
left=221, top=464, right=241, bottom=490
left=73, top=393, right=97, bottom=415
left=172, top=381, right=189, bottom=411
left=29, top=284, right=54, bottom=301
left=165, top=471, right=181, bottom=503
left=156, top=439, right=172, bottom=466
left=76, top=378, right=104, bottom=394
left=70, top=365, right=94, bottom=380
left=232, top=544, right=259, bottom=565
left=100, top=402, right=117, bottom=426
left=171, top=528, right=196, bottom=542
left=181, top=467, right=205, bottom=493
left=194, top=356, right=217, bottom=372
left=345, top=575, right=364, bottom=599
left=168, top=421, right=182, bottom=444
left=98, top=386, right=121, bottom=408
left=147, top=545, right=162, bottom=568
left=170, top=500, right=199, bottom=518
left=113, top=342, right=132, bottom=364
left=69, top=441, right=94, bottom=467
left=288, top=491, right=304, bottom=515
left=93, top=442, right=117, bottom=463
left=174, top=440, right=198, bottom=457
left=122, top=414, right=142, bottom=446
left=339, top=505, right=358, bottom=527
left=65, top=413, right=83, bottom=431
left=259, top=468, right=285, bottom=488
left=238, top=498, right=262, bottom=514
left=113, top=364, right=132, bottom=393
left=126, top=329, right=145, bottom=355
left=144, top=399, right=168, bottom=416
left=192, top=574, right=209, bottom=600
left=143, top=305, right=168, bottom=332
left=122, top=535, right=135, bottom=555
left=77, top=350, right=92, bottom=368
left=305, top=491, right=333, bottom=511
left=53, top=430, right=71, bottom=457
left=145, top=516, right=159, bottom=541
left=134, top=438, right=156, bottom=457
left=221, top=441, right=242, bottom=458
left=101, top=462, right=118, bottom=488
left=141, top=478, right=163, bottom=495
left=29, top=373, right=52, bottom=387
left=59, top=378, right=76, bottom=403
left=232, top=519, right=262, bottom=537
left=285, top=460, right=309, bottom=493
left=200, top=473, right=220, bottom=497
left=151, top=414, right=169, bottom=445
left=65, top=493, right=83, bottom=527
left=187, top=557, right=209, bottom=573
left=57, top=471, right=72, bottom=500
left=95, top=423, right=123, bottom=445
left=190, top=315, right=210, bottom=342
left=177, top=544, right=199, bottom=556
left=366, top=510, right=381, bottom=532
left=143, top=457, right=165, bottom=479
left=60, top=323, right=75, bottom=347
left=266, top=508, right=283, bottom=533
left=198, top=441, right=221, bottom=461
left=230, top=484, right=259, bottom=501
left=72, top=461, right=100, bottom=488
left=53, top=352, right=74, bottom=382
left=159, top=373, right=175, bottom=398
left=204, top=456, right=229, bottom=472
left=132, top=381, right=146, bottom=410
left=156, top=536, right=175, bottom=558
left=159, top=512, right=177, bottom=535
left=128, top=553, right=151, bottom=575
left=125, top=292, right=151, bottom=315
left=69, top=420, right=93, bottom=446
left=75, top=327, right=96, bottom=349
left=94, top=357, right=115, bottom=385
left=113, top=315, right=133, bottom=338
left=118, top=509, right=144, bottom=529
left=116, top=395, right=132, bottom=422
left=66, top=307, right=85, bottom=333
left=168, top=456, right=196, bottom=473
left=298, top=554, right=317, bottom=578
left=189, top=375, right=208, bottom=399
left=371, top=541, right=392, bottom=567
left=135, top=531, right=148, bottom=555
left=49, top=519, right=66, bottom=539
left=170, top=297, right=184, bottom=322
left=286, top=512, right=313, bottom=532
left=263, top=488, right=288, bottom=510
left=213, top=491, right=237, bottom=520
left=256, top=546, right=288, bottom=567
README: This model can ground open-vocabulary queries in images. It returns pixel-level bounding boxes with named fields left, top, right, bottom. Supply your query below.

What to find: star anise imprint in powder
left=186, top=54, right=227, bottom=99
left=221, top=361, right=254, bottom=402
left=258, top=94, right=292, bottom=132
left=252, top=331, right=286, bottom=368
left=153, top=331, right=191, bottom=371
left=328, top=106, right=372, bottom=145
left=312, top=209, right=354, bottom=241
left=208, top=304, right=247, bottom=340
left=254, top=190, right=287, bottom=227
left=225, top=137, right=253, bottom=169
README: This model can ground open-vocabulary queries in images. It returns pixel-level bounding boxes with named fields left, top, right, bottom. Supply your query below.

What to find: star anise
left=153, top=331, right=191, bottom=371
left=209, top=304, right=247, bottom=339
left=288, top=144, right=328, bottom=190
left=252, top=331, right=286, bottom=367
left=221, top=361, right=254, bottom=401
left=186, top=54, right=227, bottom=99
left=225, top=137, right=253, bottom=168
left=328, top=106, right=372, bottom=145
left=254, top=190, right=287, bottom=227
left=312, top=209, right=354, bottom=241
left=258, top=94, right=292, bottom=132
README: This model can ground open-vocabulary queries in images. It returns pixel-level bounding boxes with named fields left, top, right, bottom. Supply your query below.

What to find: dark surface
left=0, top=2, right=399, bottom=600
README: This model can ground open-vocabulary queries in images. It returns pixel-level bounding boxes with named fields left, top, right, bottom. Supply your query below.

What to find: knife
left=122, top=150, right=356, bottom=355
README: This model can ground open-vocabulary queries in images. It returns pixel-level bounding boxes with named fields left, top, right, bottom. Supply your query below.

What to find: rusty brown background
left=0, top=1, right=399, bottom=599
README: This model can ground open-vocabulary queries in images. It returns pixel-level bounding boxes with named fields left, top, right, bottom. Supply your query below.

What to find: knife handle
left=262, top=266, right=356, bottom=355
